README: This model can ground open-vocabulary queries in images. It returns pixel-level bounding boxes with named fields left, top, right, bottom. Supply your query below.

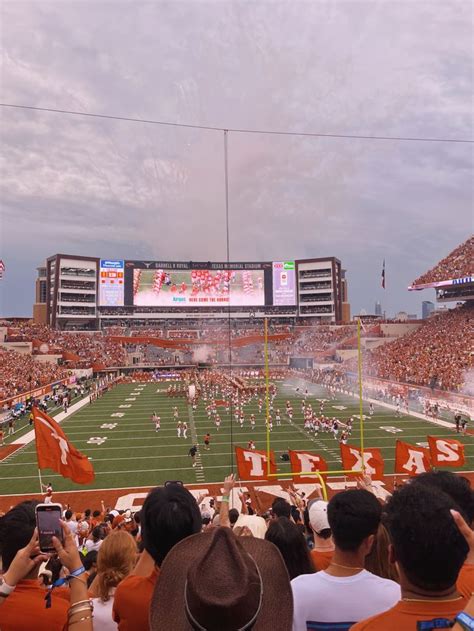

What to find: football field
left=1, top=381, right=473, bottom=496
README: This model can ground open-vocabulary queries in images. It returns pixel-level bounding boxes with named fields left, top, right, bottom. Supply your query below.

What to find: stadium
left=1, top=3, right=473, bottom=629
left=1, top=237, right=472, bottom=505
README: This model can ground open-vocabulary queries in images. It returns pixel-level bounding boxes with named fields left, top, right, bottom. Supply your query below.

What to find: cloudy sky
left=1, top=0, right=472, bottom=317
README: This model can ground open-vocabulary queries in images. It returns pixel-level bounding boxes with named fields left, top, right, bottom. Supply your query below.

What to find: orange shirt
left=113, top=568, right=159, bottom=631
left=457, top=563, right=474, bottom=599
left=311, top=548, right=334, bottom=571
left=0, top=579, right=69, bottom=631
left=350, top=595, right=467, bottom=631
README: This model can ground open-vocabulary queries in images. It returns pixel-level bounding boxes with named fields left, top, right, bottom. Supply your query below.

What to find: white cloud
left=0, top=0, right=472, bottom=316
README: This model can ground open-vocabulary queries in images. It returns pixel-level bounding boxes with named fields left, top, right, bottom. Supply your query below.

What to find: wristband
left=456, top=612, right=474, bottom=631
left=45, top=566, right=86, bottom=609
left=0, top=577, right=16, bottom=597
left=221, top=495, right=230, bottom=503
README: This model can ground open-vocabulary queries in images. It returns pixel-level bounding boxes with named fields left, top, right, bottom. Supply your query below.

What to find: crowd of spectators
left=347, top=303, right=473, bottom=392
left=1, top=470, right=474, bottom=630
left=0, top=348, right=71, bottom=400
left=412, top=236, right=473, bottom=286
left=4, top=324, right=127, bottom=370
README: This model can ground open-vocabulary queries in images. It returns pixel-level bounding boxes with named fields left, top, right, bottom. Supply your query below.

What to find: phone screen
left=36, top=505, right=62, bottom=551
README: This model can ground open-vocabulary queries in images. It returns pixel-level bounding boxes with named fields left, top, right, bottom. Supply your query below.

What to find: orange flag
left=395, top=440, right=431, bottom=476
left=428, top=436, right=465, bottom=468
left=33, top=407, right=95, bottom=484
left=289, top=450, right=328, bottom=482
left=340, top=444, right=385, bottom=480
left=235, top=446, right=276, bottom=480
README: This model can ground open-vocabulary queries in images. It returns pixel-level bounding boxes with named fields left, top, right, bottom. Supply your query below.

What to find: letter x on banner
left=340, top=443, right=385, bottom=480
left=235, top=446, right=276, bottom=480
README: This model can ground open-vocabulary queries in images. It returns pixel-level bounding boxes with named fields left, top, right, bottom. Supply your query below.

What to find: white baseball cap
left=308, top=500, right=330, bottom=533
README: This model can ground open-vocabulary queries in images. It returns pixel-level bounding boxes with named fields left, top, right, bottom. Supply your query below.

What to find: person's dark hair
left=202, top=517, right=211, bottom=526
left=265, top=517, right=315, bottom=580
left=45, top=556, right=63, bottom=583
left=92, top=510, right=101, bottom=518
left=384, top=483, right=468, bottom=591
left=91, top=525, right=105, bottom=541
left=84, top=509, right=91, bottom=518
left=328, top=490, right=381, bottom=552
left=412, top=471, right=474, bottom=524
left=290, top=505, right=301, bottom=523
left=65, top=509, right=73, bottom=520
left=0, top=500, right=38, bottom=570
left=229, top=508, right=239, bottom=526
left=83, top=550, right=98, bottom=571
left=272, top=498, right=291, bottom=519
left=141, top=484, right=201, bottom=566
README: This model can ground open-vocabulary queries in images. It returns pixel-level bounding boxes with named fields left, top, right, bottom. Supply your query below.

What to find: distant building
left=422, top=300, right=434, bottom=319
left=374, top=301, right=382, bottom=316
left=395, top=311, right=408, bottom=321
left=407, top=313, right=418, bottom=320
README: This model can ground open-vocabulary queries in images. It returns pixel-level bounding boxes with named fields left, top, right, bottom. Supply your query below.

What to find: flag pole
left=357, top=318, right=365, bottom=463
left=38, top=468, right=43, bottom=494
left=33, top=407, right=44, bottom=494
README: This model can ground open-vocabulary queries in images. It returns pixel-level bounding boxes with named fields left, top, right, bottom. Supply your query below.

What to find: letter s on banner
left=428, top=436, right=465, bottom=467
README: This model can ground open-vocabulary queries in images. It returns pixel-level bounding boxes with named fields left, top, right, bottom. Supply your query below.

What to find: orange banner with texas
left=33, top=407, right=95, bottom=484
left=235, top=446, right=276, bottom=480
left=395, top=440, right=431, bottom=476
left=428, top=436, right=465, bottom=468
left=340, top=444, right=385, bottom=480
left=289, top=450, right=328, bottom=482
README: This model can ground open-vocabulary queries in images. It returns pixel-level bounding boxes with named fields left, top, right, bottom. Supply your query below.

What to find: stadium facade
left=34, top=253, right=350, bottom=330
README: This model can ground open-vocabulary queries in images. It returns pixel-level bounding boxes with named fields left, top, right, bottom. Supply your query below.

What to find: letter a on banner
left=395, top=440, right=431, bottom=476
left=340, top=444, right=384, bottom=480
left=427, top=436, right=465, bottom=468
left=289, top=451, right=328, bottom=482
left=235, top=446, right=276, bottom=480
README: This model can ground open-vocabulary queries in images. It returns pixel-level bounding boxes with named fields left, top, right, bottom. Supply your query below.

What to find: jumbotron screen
left=133, top=268, right=265, bottom=307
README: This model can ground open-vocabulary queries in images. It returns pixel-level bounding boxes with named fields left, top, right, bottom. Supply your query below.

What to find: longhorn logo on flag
left=289, top=450, right=328, bottom=482
left=235, top=446, right=276, bottom=480
left=340, top=444, right=385, bottom=480
left=33, top=407, right=95, bottom=484
left=428, top=436, right=465, bottom=468
left=395, top=440, right=431, bottom=476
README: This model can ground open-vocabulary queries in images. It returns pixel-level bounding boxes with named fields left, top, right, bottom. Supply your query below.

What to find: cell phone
left=36, top=503, right=63, bottom=552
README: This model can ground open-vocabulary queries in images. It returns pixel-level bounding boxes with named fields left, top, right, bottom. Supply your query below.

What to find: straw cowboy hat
left=150, top=527, right=293, bottom=631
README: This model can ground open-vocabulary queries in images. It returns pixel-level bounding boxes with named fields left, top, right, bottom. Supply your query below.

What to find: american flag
left=0, top=260, right=5, bottom=279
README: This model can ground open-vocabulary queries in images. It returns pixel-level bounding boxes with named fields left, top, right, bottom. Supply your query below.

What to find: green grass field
left=1, top=381, right=472, bottom=495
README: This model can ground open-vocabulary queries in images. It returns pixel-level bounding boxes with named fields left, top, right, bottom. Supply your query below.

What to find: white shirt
left=65, top=520, right=78, bottom=535
left=91, top=592, right=118, bottom=631
left=291, top=569, right=401, bottom=631
left=84, top=538, right=103, bottom=552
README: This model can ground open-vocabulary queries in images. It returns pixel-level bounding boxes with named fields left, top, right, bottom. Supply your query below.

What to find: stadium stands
left=412, top=235, right=473, bottom=286
left=346, top=303, right=473, bottom=392
left=0, top=348, right=71, bottom=400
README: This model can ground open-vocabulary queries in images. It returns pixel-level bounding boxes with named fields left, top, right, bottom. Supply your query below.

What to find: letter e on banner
left=289, top=451, right=328, bottom=482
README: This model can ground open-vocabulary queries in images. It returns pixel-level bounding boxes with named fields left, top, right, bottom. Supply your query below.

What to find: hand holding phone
left=35, top=503, right=63, bottom=553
